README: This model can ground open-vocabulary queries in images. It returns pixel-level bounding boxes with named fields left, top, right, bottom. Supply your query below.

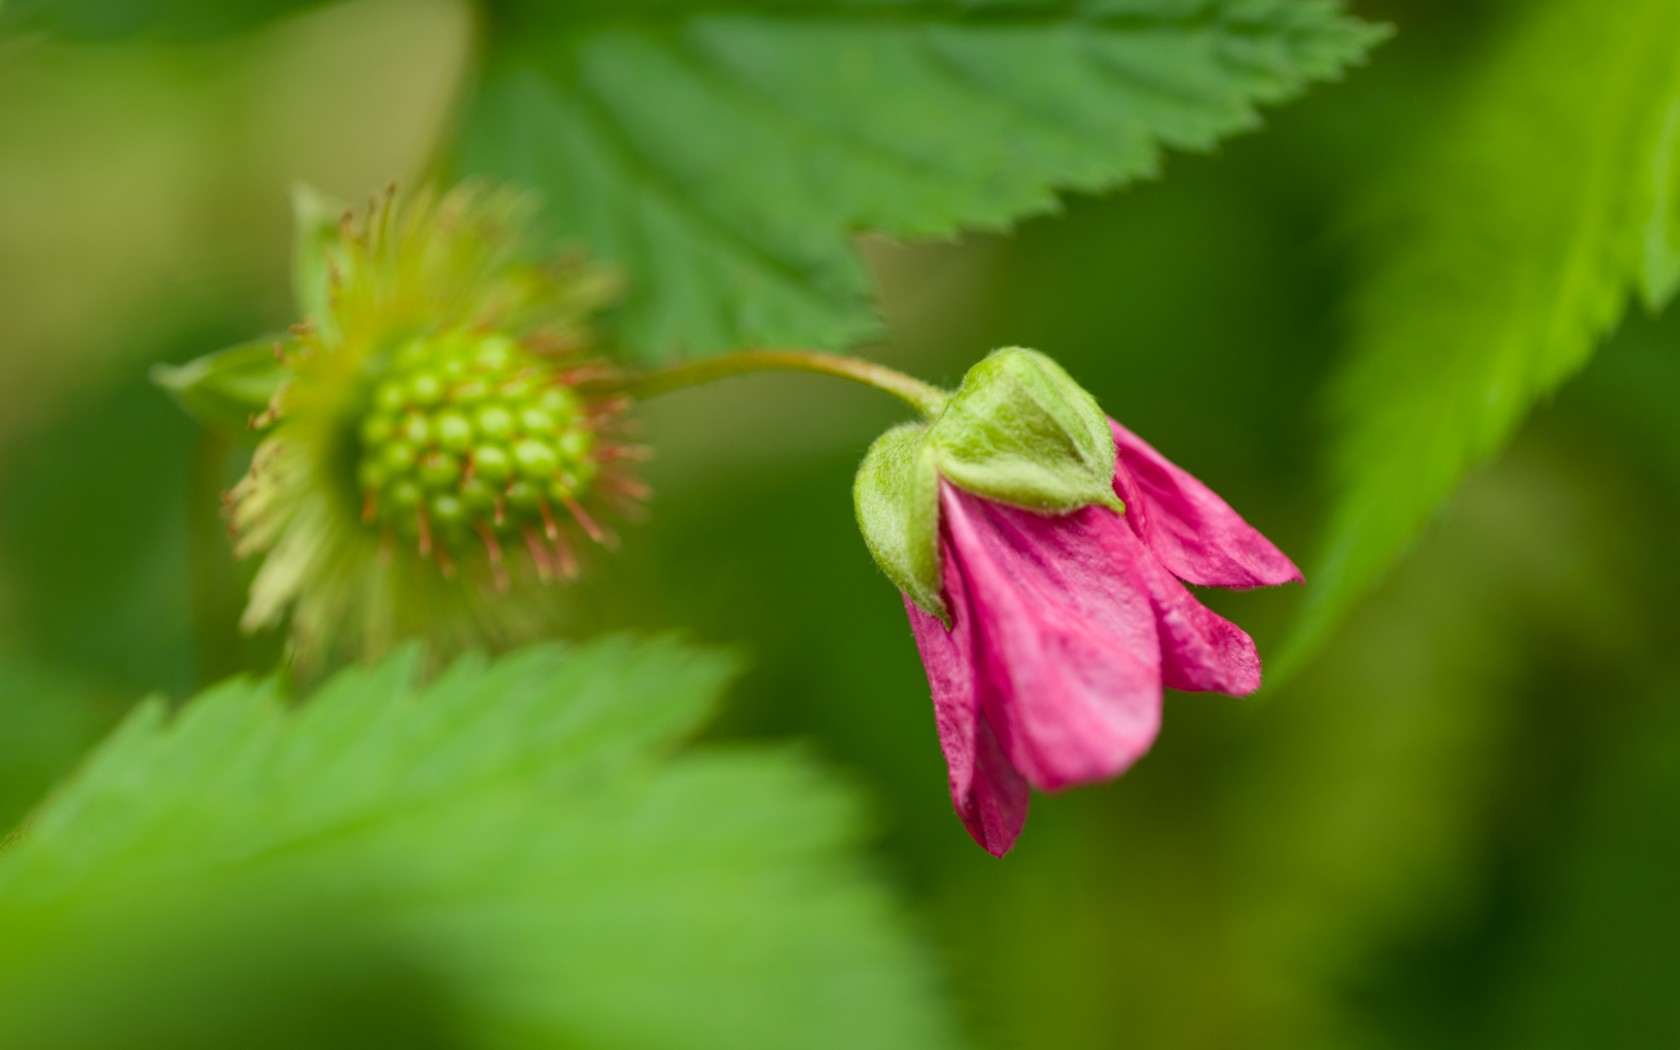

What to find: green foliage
left=457, top=0, right=1383, bottom=361
left=0, top=357, right=204, bottom=695
left=851, top=346, right=1119, bottom=620
left=1285, top=0, right=1680, bottom=668
left=0, top=639, right=959, bottom=1050
left=0, top=654, right=120, bottom=832
left=1490, top=682, right=1680, bottom=1050
left=12, top=1, right=1680, bottom=1046
left=151, top=337, right=287, bottom=445
left=5, top=0, right=1381, bottom=366
left=0, top=0, right=319, bottom=39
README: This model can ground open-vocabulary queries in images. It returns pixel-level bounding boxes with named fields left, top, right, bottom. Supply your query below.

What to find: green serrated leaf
left=457, top=1, right=1384, bottom=361
left=855, top=423, right=945, bottom=622
left=929, top=346, right=1122, bottom=516
left=1282, top=0, right=1680, bottom=671
left=0, top=638, right=959, bottom=1050
left=149, top=337, right=288, bottom=444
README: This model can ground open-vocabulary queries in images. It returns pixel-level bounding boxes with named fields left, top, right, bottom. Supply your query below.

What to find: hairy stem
left=627, top=349, right=949, bottom=417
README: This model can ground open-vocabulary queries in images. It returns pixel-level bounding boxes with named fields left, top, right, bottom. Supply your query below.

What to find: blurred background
left=1, top=0, right=1676, bottom=1047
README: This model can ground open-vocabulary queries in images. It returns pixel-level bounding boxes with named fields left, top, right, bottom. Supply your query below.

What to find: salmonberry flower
left=856, top=348, right=1299, bottom=856
left=166, top=183, right=646, bottom=668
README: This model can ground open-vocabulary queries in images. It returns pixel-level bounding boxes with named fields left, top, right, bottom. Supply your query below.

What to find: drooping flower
left=855, top=348, right=1299, bottom=855
left=175, top=183, right=647, bottom=668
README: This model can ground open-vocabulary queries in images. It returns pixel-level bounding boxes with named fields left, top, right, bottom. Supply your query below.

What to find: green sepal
left=927, top=346, right=1123, bottom=515
left=854, top=423, right=946, bottom=623
left=291, top=182, right=350, bottom=338
left=150, top=337, right=289, bottom=445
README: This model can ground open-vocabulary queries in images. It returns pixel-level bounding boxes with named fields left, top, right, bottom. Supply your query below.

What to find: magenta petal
left=1109, top=419, right=1302, bottom=589
left=938, top=486, right=1162, bottom=794
left=1109, top=518, right=1263, bottom=695
left=905, top=596, right=1029, bottom=857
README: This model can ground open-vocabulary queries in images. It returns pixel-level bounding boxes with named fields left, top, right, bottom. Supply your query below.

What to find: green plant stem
left=627, top=350, right=949, bottom=417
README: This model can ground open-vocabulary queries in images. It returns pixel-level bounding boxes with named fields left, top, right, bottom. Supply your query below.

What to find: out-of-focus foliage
left=0, top=639, right=959, bottom=1049
left=0, top=655, right=120, bottom=831
left=0, top=0, right=1677, bottom=1048
left=0, top=0, right=1385, bottom=362
left=459, top=0, right=1383, bottom=360
left=0, top=0, right=469, bottom=451
left=0, top=0, right=319, bottom=40
left=1488, top=678, right=1680, bottom=1050
left=152, top=337, right=288, bottom=445
left=1285, top=0, right=1680, bottom=666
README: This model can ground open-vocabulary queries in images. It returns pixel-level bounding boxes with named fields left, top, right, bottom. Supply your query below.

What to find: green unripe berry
left=513, top=438, right=559, bottom=479
left=433, top=410, right=473, bottom=452
left=409, top=371, right=445, bottom=406
left=399, top=413, right=431, bottom=446
left=473, top=444, right=512, bottom=483
left=557, top=428, right=594, bottom=463
left=517, top=407, right=556, bottom=435
left=222, top=185, right=635, bottom=669
left=352, top=326, right=629, bottom=569
left=431, top=492, right=466, bottom=525
left=475, top=405, right=515, bottom=442
left=418, top=451, right=462, bottom=489
left=388, top=478, right=423, bottom=509
left=382, top=441, right=417, bottom=474
left=504, top=479, right=542, bottom=510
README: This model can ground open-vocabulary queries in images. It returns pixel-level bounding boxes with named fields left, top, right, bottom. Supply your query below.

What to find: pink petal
left=906, top=595, right=1029, bottom=857
left=1109, top=419, right=1302, bottom=589
left=938, top=486, right=1162, bottom=794
left=1115, top=520, right=1263, bottom=695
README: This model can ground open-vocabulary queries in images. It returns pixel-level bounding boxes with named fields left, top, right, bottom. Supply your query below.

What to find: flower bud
left=854, top=347, right=1122, bottom=621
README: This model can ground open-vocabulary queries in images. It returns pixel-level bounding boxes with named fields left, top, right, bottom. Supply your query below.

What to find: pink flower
left=905, top=419, right=1301, bottom=856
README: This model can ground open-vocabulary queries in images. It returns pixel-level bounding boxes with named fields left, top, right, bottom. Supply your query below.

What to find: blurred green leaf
left=0, top=358, right=203, bottom=695
left=0, top=637, right=959, bottom=1050
left=0, top=0, right=324, bottom=40
left=1285, top=0, right=1680, bottom=669
left=1488, top=681, right=1680, bottom=1050
left=150, top=338, right=287, bottom=445
left=458, top=0, right=1383, bottom=361
left=0, top=892, right=472, bottom=1050
left=0, top=653, right=120, bottom=833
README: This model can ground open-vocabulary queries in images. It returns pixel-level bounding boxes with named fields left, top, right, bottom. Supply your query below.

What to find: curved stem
left=627, top=349, right=949, bottom=417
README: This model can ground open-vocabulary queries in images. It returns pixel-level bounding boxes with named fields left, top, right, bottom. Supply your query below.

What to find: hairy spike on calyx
left=226, top=182, right=638, bottom=670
